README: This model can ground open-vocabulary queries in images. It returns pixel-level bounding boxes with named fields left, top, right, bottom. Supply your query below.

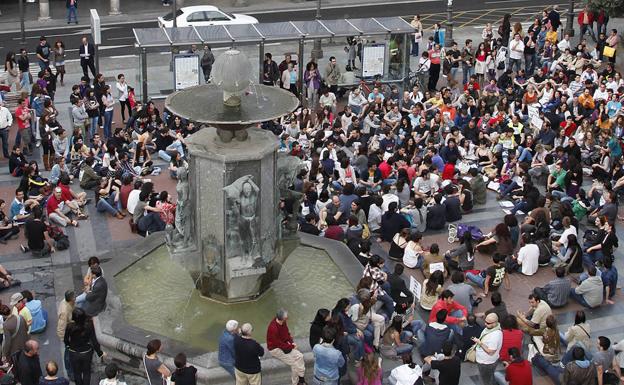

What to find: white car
left=158, top=6, right=258, bottom=28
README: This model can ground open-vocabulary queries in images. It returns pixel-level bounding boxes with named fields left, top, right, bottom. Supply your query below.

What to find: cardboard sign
left=409, top=276, right=421, bottom=302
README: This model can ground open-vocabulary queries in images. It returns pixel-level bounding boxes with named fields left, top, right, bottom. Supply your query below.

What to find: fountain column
left=164, top=50, right=299, bottom=303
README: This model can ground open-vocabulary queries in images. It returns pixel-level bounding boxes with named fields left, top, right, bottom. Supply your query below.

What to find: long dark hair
left=312, top=308, right=330, bottom=325
left=425, top=270, right=444, bottom=295
left=461, top=231, right=474, bottom=256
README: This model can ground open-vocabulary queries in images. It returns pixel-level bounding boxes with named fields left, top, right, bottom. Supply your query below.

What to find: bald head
left=485, top=313, right=499, bottom=327
left=24, top=340, right=39, bottom=356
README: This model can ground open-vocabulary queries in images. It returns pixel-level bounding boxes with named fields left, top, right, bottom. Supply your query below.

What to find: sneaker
left=20, top=244, right=29, bottom=253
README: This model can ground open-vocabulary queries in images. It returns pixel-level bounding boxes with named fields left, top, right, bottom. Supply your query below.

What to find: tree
left=586, top=0, right=624, bottom=17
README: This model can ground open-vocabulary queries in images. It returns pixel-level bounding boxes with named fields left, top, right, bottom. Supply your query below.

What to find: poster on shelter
left=362, top=43, right=386, bottom=78
left=173, top=54, right=200, bottom=91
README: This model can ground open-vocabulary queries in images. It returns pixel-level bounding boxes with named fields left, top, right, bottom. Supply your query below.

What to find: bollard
left=38, top=0, right=50, bottom=21
left=109, top=0, right=121, bottom=15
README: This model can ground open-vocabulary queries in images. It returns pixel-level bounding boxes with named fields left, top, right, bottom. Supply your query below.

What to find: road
left=0, top=0, right=568, bottom=59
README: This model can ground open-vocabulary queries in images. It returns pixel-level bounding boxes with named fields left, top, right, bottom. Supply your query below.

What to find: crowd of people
left=0, top=3, right=622, bottom=385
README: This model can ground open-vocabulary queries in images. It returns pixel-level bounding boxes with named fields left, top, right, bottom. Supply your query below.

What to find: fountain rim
left=164, top=83, right=300, bottom=128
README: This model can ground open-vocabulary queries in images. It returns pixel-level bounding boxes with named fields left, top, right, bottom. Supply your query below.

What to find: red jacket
left=577, top=11, right=594, bottom=26
left=501, top=328, right=523, bottom=362
left=266, top=318, right=294, bottom=351
left=505, top=359, right=533, bottom=385
left=428, top=298, right=467, bottom=325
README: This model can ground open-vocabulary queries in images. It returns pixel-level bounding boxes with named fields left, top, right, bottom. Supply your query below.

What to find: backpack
left=48, top=225, right=70, bottom=250
left=536, top=238, right=553, bottom=265
left=457, top=224, right=484, bottom=241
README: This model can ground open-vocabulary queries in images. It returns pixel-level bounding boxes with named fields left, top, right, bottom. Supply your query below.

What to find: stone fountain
left=163, top=49, right=300, bottom=302
left=95, top=49, right=362, bottom=385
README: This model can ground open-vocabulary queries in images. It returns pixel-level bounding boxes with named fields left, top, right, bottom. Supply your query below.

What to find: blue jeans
left=517, top=146, right=533, bottom=163
left=409, top=320, right=426, bottom=343
left=38, top=60, right=48, bottom=71
left=531, top=354, right=562, bottom=385
left=63, top=347, right=73, bottom=380
left=411, top=42, right=419, bottom=56
left=89, top=116, right=99, bottom=139
left=462, top=65, right=474, bottom=85
left=395, top=330, right=414, bottom=355
left=511, top=200, right=529, bottom=215
left=499, top=181, right=518, bottom=198
left=137, top=212, right=166, bottom=233
left=377, top=292, right=395, bottom=320
left=582, top=249, right=604, bottom=268
left=67, top=5, right=78, bottom=23
left=0, top=129, right=9, bottom=157
left=20, top=73, right=31, bottom=93
left=96, top=192, right=121, bottom=216
left=346, top=334, right=364, bottom=360
left=449, top=309, right=464, bottom=336
left=158, top=141, right=185, bottom=162
left=569, top=288, right=593, bottom=308
left=466, top=272, right=486, bottom=288
left=524, top=53, right=537, bottom=75
left=103, top=110, right=113, bottom=138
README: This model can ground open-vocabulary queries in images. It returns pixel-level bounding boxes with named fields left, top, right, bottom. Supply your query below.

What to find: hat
left=9, top=292, right=24, bottom=307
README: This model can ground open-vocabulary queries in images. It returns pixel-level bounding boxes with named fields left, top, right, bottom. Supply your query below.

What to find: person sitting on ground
left=46, top=186, right=79, bottom=227
left=410, top=309, right=452, bottom=357
left=516, top=293, right=552, bottom=333
left=387, top=264, right=413, bottom=314
left=466, top=253, right=511, bottom=295
left=475, top=223, right=514, bottom=256
left=403, top=232, right=424, bottom=269
left=428, top=289, right=468, bottom=337
left=22, top=290, right=47, bottom=334
left=570, top=265, right=603, bottom=308
left=601, top=256, right=618, bottom=305
left=423, top=341, right=461, bottom=385
left=447, top=271, right=478, bottom=313
left=299, top=213, right=321, bottom=236
left=380, top=315, right=414, bottom=358
left=0, top=199, right=20, bottom=244
left=9, top=189, right=39, bottom=223
left=476, top=291, right=509, bottom=323
left=422, top=243, right=448, bottom=279
left=21, top=206, right=55, bottom=257
left=388, top=353, right=424, bottom=385
left=99, top=363, right=128, bottom=385
left=495, top=347, right=532, bottom=385
left=506, top=233, right=539, bottom=275
left=426, top=193, right=447, bottom=230
left=445, top=231, right=476, bottom=272
left=533, top=266, right=571, bottom=308
left=380, top=202, right=410, bottom=242
left=419, top=270, right=445, bottom=311
left=562, top=347, right=598, bottom=385
left=527, top=314, right=561, bottom=362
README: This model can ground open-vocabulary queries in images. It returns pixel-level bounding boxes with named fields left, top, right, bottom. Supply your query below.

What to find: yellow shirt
left=12, top=306, right=33, bottom=333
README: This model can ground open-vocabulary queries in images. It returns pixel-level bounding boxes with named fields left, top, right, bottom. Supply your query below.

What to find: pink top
left=356, top=367, right=382, bottom=385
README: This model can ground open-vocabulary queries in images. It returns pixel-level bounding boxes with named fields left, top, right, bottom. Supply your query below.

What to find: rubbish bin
left=438, top=28, right=446, bottom=48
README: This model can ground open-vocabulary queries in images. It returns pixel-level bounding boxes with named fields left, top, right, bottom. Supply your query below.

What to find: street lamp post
left=109, top=0, right=121, bottom=15
left=310, top=0, right=323, bottom=60
left=19, top=0, right=25, bottom=45
left=566, top=0, right=575, bottom=36
left=172, top=0, right=178, bottom=27
left=446, top=0, right=453, bottom=47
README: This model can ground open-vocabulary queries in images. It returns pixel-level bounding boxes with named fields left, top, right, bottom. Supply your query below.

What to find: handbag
left=465, top=344, right=477, bottom=362
left=603, top=46, right=616, bottom=58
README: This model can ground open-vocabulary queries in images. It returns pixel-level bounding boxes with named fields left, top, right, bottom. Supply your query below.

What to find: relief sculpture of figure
left=277, top=155, right=306, bottom=237
left=223, top=175, right=260, bottom=265
left=173, top=165, right=192, bottom=248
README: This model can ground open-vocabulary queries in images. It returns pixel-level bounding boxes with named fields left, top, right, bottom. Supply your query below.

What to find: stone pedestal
left=184, top=127, right=279, bottom=302
left=109, top=0, right=121, bottom=15
left=38, top=0, right=50, bottom=21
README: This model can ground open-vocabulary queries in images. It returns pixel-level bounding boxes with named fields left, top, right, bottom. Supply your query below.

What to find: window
left=205, top=11, right=230, bottom=22
left=187, top=11, right=207, bottom=22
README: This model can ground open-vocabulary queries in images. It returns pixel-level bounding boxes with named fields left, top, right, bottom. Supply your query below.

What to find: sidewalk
left=0, top=0, right=414, bottom=31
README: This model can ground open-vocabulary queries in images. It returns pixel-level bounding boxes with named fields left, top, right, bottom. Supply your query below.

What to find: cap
left=9, top=292, right=24, bottom=307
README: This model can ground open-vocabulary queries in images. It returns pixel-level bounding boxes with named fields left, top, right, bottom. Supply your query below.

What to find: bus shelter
left=132, top=17, right=415, bottom=103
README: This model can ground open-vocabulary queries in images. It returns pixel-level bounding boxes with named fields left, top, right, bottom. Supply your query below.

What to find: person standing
left=0, top=100, right=13, bottom=158
left=116, top=74, right=130, bottom=123
left=79, top=36, right=96, bottom=81
left=64, top=308, right=104, bottom=385
left=473, top=313, right=503, bottom=385
left=57, top=290, right=75, bottom=381
left=410, top=16, right=423, bottom=56
left=35, top=36, right=51, bottom=71
left=577, top=7, right=596, bottom=43
left=312, top=327, right=344, bottom=385
left=101, top=85, right=115, bottom=139
left=0, top=304, right=28, bottom=362
left=14, top=97, right=32, bottom=155
left=262, top=53, right=279, bottom=86
left=281, top=63, right=299, bottom=98
left=304, top=61, right=321, bottom=110
left=14, top=340, right=42, bottom=385
left=218, top=320, right=239, bottom=377
left=324, top=57, right=341, bottom=95
left=234, top=323, right=264, bottom=385
left=40, top=361, right=70, bottom=385
left=267, top=309, right=306, bottom=385
left=17, top=49, right=31, bottom=93
left=427, top=44, right=441, bottom=91
left=81, top=265, right=107, bottom=317
left=200, top=45, right=215, bottom=84
left=66, top=0, right=78, bottom=24
left=143, top=339, right=171, bottom=385
left=53, top=40, right=66, bottom=86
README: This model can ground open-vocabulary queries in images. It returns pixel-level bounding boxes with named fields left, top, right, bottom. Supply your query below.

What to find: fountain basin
left=96, top=233, right=363, bottom=385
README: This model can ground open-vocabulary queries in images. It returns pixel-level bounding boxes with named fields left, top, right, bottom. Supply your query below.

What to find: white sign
left=531, top=115, right=544, bottom=130
left=429, top=262, right=445, bottom=274
left=90, top=9, right=101, bottom=45
left=527, top=105, right=539, bottom=121
left=173, top=54, right=201, bottom=91
left=361, top=43, right=386, bottom=78
left=409, top=276, right=421, bottom=302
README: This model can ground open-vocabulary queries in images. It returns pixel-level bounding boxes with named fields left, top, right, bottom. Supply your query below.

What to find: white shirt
left=127, top=190, right=141, bottom=215
left=593, top=88, right=609, bottom=102
left=517, top=244, right=540, bottom=275
left=558, top=225, right=578, bottom=249
left=557, top=39, right=571, bottom=51
left=116, top=82, right=128, bottom=102
left=389, top=364, right=423, bottom=385
left=509, top=39, right=525, bottom=60
left=348, top=92, right=367, bottom=108
left=476, top=329, right=503, bottom=364
left=0, top=106, right=13, bottom=129
left=381, top=193, right=400, bottom=213
left=368, top=204, right=382, bottom=231
left=403, top=245, right=421, bottom=268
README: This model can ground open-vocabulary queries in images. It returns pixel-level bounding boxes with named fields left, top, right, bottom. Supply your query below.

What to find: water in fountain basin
left=115, top=245, right=354, bottom=351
